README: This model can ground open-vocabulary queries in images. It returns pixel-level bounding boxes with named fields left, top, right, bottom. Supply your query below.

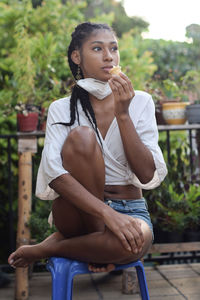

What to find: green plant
left=183, top=184, right=200, bottom=231
left=154, top=184, right=186, bottom=233
left=0, top=0, right=85, bottom=118
left=145, top=134, right=198, bottom=233
left=119, top=31, right=157, bottom=90
left=30, top=198, right=56, bottom=243
left=181, top=70, right=200, bottom=101
left=161, top=79, right=189, bottom=102
left=162, top=79, right=180, bottom=100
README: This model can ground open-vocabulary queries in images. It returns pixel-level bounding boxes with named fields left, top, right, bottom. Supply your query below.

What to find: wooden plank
left=158, top=124, right=200, bottom=131
left=149, top=242, right=200, bottom=254
left=18, top=137, right=37, bottom=153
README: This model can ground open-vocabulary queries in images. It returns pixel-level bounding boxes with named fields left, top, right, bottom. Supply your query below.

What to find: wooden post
left=15, top=152, right=32, bottom=300
left=15, top=137, right=37, bottom=300
left=122, top=258, right=144, bottom=294
left=122, top=267, right=139, bottom=294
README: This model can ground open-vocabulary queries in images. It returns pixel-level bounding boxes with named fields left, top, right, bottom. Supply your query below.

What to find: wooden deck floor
left=1, top=263, right=200, bottom=300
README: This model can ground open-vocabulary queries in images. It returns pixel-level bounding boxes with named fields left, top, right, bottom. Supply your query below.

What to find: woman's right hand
left=102, top=206, right=144, bottom=253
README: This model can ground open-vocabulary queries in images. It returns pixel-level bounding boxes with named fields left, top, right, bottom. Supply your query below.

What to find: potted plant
left=10, top=16, right=41, bottom=132
left=155, top=183, right=187, bottom=242
left=9, top=8, right=61, bottom=132
left=182, top=70, right=200, bottom=124
left=183, top=184, right=200, bottom=241
left=15, top=103, right=41, bottom=132
left=145, top=82, right=167, bottom=125
left=161, top=79, right=189, bottom=125
left=145, top=142, right=192, bottom=243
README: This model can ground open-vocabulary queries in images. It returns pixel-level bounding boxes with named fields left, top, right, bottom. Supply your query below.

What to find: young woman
left=8, top=22, right=167, bottom=272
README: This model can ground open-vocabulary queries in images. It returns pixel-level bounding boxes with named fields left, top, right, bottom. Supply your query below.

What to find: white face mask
left=76, top=78, right=112, bottom=100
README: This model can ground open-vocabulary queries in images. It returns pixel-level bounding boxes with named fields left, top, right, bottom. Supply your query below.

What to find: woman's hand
left=102, top=206, right=144, bottom=253
left=108, top=72, right=135, bottom=117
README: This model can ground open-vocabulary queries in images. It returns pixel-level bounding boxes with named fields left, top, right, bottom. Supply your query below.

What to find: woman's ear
left=71, top=50, right=81, bottom=65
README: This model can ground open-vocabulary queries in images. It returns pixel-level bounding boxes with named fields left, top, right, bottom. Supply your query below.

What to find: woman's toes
left=106, top=263, right=115, bottom=272
left=88, top=263, right=115, bottom=273
left=8, top=252, right=16, bottom=265
left=13, top=258, right=26, bottom=268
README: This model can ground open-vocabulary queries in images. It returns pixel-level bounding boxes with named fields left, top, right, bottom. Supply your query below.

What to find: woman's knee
left=101, top=229, right=134, bottom=262
left=62, top=126, right=100, bottom=160
left=102, top=227, right=152, bottom=264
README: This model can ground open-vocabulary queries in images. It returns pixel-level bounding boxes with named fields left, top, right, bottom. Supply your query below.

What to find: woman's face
left=77, top=29, right=120, bottom=81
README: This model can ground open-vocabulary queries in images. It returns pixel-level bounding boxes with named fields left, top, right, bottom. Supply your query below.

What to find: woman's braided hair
left=55, top=22, right=114, bottom=143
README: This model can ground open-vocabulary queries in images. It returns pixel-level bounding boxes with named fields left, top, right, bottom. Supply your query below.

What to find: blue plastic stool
left=46, top=257, right=150, bottom=300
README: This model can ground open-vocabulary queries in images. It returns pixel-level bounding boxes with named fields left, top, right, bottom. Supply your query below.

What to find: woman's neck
left=89, top=93, right=114, bottom=110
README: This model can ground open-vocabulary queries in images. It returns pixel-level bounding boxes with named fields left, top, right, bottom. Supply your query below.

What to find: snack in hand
left=109, top=65, right=121, bottom=75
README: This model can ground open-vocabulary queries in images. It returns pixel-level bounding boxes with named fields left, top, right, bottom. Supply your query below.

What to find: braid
left=53, top=22, right=114, bottom=145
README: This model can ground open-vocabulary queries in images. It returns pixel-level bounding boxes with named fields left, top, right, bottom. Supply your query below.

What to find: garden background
left=1, top=0, right=200, bottom=265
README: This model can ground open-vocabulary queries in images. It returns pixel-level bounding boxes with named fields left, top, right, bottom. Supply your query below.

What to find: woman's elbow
left=138, top=167, right=156, bottom=184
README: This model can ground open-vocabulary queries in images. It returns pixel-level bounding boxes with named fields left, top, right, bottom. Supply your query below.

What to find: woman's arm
left=109, top=73, right=156, bottom=184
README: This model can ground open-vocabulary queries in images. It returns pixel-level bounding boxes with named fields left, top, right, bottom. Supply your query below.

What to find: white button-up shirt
left=36, top=90, right=167, bottom=200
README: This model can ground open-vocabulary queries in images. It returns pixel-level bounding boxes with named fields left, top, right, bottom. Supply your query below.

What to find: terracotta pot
left=162, top=102, right=189, bottom=125
left=17, top=112, right=39, bottom=132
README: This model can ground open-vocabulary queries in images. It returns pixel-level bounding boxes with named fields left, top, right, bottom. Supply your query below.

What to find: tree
left=83, top=0, right=149, bottom=37
left=186, top=23, right=200, bottom=44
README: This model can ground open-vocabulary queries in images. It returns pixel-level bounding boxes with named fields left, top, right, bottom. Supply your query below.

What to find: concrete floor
left=1, top=263, right=200, bottom=300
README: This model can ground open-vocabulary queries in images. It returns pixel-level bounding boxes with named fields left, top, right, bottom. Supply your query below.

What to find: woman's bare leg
left=55, top=126, right=105, bottom=236
left=8, top=126, right=153, bottom=269
left=8, top=126, right=106, bottom=269
left=8, top=220, right=152, bottom=268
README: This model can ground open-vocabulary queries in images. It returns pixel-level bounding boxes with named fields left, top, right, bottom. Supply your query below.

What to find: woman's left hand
left=108, top=72, right=135, bottom=117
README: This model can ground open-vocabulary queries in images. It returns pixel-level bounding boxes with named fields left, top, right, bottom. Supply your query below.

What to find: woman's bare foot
left=8, top=231, right=115, bottom=272
left=8, top=245, right=41, bottom=268
left=8, top=232, right=64, bottom=268
left=88, top=263, right=115, bottom=273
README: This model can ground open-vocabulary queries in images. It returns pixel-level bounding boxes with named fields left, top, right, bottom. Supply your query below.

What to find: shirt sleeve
left=35, top=101, right=70, bottom=200
left=131, top=96, right=168, bottom=189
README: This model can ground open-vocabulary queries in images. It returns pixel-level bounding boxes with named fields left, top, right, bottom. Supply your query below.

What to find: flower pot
left=162, top=102, right=189, bottom=125
left=184, top=230, right=200, bottom=242
left=17, top=112, right=39, bottom=132
left=155, top=103, right=166, bottom=125
left=166, top=231, right=184, bottom=243
left=153, top=228, right=168, bottom=243
left=186, top=104, right=200, bottom=124
left=38, top=107, right=47, bottom=131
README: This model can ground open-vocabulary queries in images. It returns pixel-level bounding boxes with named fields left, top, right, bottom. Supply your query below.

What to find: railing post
left=15, top=136, right=37, bottom=300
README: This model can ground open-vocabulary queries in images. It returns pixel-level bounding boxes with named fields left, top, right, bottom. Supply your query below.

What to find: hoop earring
left=75, top=65, right=82, bottom=80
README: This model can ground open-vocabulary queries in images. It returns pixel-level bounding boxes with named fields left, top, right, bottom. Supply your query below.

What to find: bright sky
left=123, top=0, right=200, bottom=41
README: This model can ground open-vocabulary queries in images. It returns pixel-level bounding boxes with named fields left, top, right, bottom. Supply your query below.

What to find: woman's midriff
left=104, top=185, right=142, bottom=200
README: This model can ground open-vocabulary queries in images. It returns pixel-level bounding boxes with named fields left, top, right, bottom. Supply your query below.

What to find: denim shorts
left=104, top=197, right=154, bottom=240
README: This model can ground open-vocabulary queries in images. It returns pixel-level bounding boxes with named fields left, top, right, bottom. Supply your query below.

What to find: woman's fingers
left=124, top=230, right=138, bottom=253
left=109, top=73, right=134, bottom=96
left=104, top=208, right=144, bottom=253
left=117, top=232, right=132, bottom=252
left=126, top=219, right=144, bottom=252
left=109, top=77, right=127, bottom=96
left=115, top=216, right=144, bottom=253
left=112, top=76, right=129, bottom=94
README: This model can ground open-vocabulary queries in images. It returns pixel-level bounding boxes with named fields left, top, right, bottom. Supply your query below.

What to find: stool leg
left=135, top=262, right=150, bottom=300
left=47, top=258, right=74, bottom=300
